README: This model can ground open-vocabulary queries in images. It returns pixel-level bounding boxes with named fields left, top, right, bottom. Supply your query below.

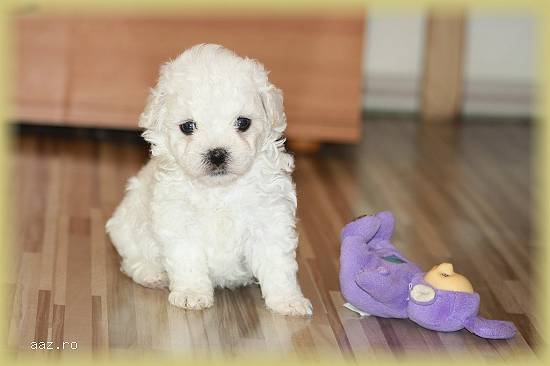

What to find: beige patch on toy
left=410, top=284, right=436, bottom=302
left=424, top=263, right=474, bottom=293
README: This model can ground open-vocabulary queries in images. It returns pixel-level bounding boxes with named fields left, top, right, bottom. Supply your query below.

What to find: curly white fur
left=106, top=44, right=312, bottom=316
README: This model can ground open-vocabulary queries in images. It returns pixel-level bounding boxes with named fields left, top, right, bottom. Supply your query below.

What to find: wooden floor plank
left=6, top=120, right=536, bottom=360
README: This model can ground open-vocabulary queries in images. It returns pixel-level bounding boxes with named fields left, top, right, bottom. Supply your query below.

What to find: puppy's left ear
left=259, top=83, right=287, bottom=137
left=257, top=73, right=286, bottom=140
left=250, top=58, right=286, bottom=137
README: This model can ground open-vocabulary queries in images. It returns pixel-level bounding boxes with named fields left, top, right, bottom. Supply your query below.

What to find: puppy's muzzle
left=204, top=148, right=231, bottom=175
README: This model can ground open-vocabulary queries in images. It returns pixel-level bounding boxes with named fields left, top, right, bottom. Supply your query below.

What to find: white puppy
left=106, top=44, right=312, bottom=316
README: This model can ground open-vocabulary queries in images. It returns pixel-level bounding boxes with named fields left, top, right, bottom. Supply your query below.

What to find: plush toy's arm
left=340, top=236, right=372, bottom=282
left=355, top=267, right=411, bottom=304
left=463, top=316, right=517, bottom=339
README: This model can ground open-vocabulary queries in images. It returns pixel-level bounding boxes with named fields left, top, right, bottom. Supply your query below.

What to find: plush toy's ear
left=463, top=316, right=517, bottom=339
left=373, top=211, right=395, bottom=240
left=138, top=62, right=172, bottom=130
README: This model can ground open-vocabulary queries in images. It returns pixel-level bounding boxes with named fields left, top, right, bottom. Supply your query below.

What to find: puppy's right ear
left=138, top=62, right=172, bottom=130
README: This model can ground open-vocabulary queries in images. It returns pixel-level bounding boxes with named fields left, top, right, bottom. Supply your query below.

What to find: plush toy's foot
left=373, top=211, right=395, bottom=241
left=341, top=215, right=381, bottom=241
left=464, top=316, right=517, bottom=339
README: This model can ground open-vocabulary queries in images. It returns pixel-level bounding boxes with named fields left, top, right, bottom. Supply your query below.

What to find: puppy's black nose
left=206, top=148, right=228, bottom=167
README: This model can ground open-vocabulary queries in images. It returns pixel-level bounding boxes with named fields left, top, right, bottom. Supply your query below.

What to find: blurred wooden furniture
left=421, top=11, right=466, bottom=122
left=13, top=13, right=364, bottom=147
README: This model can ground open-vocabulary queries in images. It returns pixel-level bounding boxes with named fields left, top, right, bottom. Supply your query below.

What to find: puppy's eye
left=179, top=120, right=197, bottom=135
left=235, top=117, right=251, bottom=132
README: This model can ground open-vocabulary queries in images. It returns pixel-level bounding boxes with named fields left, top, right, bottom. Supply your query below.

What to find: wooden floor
left=5, top=120, right=537, bottom=361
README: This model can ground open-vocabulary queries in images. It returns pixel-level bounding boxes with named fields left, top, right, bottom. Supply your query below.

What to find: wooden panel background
left=13, top=16, right=69, bottom=123
left=421, top=11, right=466, bottom=122
left=13, top=14, right=364, bottom=143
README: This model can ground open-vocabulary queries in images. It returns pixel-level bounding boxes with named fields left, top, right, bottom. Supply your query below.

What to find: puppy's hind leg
left=120, top=253, right=168, bottom=289
left=111, top=232, right=168, bottom=289
left=106, top=195, right=168, bottom=289
left=109, top=229, right=168, bottom=289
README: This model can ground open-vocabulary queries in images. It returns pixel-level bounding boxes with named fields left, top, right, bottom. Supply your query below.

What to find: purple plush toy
left=339, top=211, right=516, bottom=339
left=339, top=211, right=422, bottom=318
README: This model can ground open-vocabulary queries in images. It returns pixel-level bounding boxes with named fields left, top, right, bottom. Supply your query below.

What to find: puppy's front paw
left=168, top=290, right=214, bottom=310
left=266, top=295, right=313, bottom=317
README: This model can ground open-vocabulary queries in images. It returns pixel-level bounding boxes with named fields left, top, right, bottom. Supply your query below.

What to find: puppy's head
left=139, top=44, right=287, bottom=185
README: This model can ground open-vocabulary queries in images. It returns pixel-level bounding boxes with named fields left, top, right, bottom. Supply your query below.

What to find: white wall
left=363, top=11, right=536, bottom=118
left=462, top=12, right=536, bottom=117
left=363, top=10, right=426, bottom=112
